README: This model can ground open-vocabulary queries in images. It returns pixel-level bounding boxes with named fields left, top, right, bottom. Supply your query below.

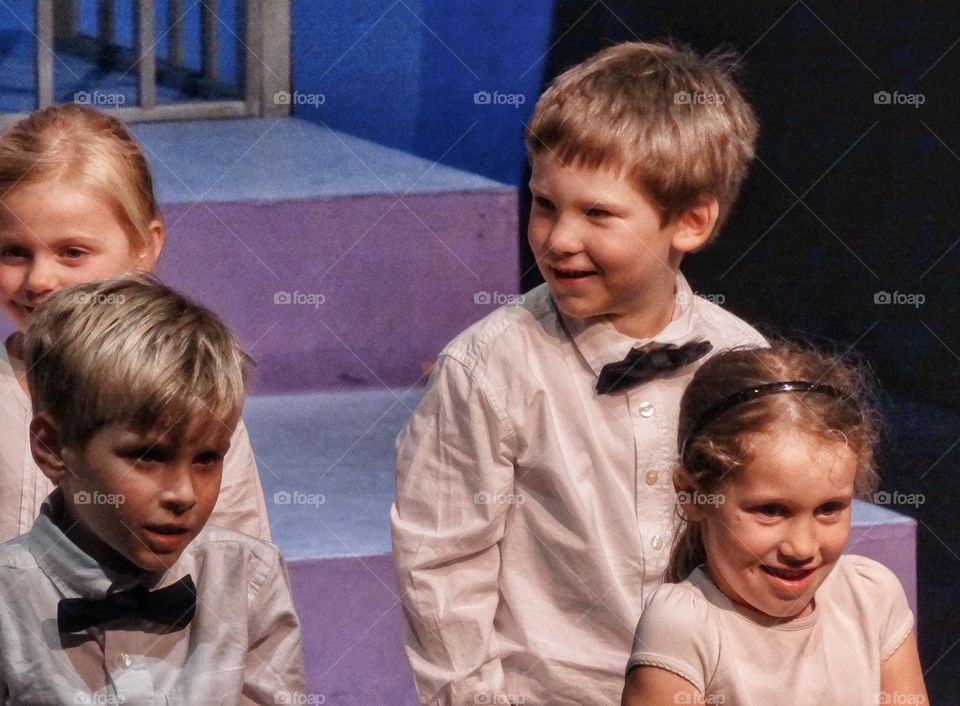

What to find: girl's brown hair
left=668, top=342, right=881, bottom=582
left=0, top=104, right=160, bottom=251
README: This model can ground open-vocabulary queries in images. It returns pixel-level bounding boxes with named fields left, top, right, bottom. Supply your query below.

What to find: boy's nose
left=160, top=467, right=198, bottom=513
left=544, top=216, right=581, bottom=255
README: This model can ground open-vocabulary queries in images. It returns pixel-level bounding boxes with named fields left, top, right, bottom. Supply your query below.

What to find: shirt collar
left=27, top=489, right=176, bottom=599
left=558, top=272, right=703, bottom=378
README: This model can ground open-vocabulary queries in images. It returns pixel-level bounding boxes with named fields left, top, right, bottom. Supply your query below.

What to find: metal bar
left=53, top=0, right=78, bottom=40
left=107, top=100, right=248, bottom=121
left=36, top=0, right=55, bottom=108
left=258, top=0, right=291, bottom=116
left=0, top=100, right=250, bottom=131
left=239, top=0, right=259, bottom=115
left=137, top=0, right=156, bottom=108
left=168, top=0, right=184, bottom=67
left=201, top=0, right=219, bottom=82
left=98, top=0, right=115, bottom=47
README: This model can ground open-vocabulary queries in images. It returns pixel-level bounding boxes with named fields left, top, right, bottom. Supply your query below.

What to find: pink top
left=0, top=341, right=271, bottom=543
left=391, top=275, right=766, bottom=705
left=628, top=555, right=914, bottom=705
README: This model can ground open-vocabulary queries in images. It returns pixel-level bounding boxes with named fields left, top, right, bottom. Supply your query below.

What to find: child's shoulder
left=184, top=524, right=286, bottom=583
left=641, top=572, right=721, bottom=632
left=0, top=533, right=39, bottom=571
left=440, top=284, right=559, bottom=370
left=828, top=554, right=906, bottom=596
left=189, top=524, right=281, bottom=559
left=685, top=290, right=766, bottom=350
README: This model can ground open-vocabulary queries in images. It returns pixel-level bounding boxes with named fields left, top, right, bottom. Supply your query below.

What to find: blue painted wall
left=290, top=1, right=554, bottom=185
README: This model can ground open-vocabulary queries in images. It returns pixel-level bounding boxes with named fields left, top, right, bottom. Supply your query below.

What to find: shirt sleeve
left=390, top=354, right=516, bottom=705
left=626, top=583, right=720, bottom=694
left=212, top=418, right=272, bottom=541
left=847, top=555, right=915, bottom=662
left=241, top=549, right=305, bottom=705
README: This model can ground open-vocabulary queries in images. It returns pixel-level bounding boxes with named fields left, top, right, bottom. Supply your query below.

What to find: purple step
left=135, top=118, right=518, bottom=394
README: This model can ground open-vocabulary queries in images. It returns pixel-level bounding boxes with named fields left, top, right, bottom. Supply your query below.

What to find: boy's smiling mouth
left=551, top=266, right=598, bottom=280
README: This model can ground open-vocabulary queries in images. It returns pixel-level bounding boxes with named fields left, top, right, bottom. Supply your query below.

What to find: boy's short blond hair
left=526, top=41, right=758, bottom=239
left=24, top=274, right=249, bottom=446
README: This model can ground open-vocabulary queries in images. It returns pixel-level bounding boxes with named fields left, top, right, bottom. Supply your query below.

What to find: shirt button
left=651, top=534, right=665, bottom=551
left=638, top=401, right=655, bottom=418
left=118, top=653, right=132, bottom=668
left=644, top=470, right=659, bottom=485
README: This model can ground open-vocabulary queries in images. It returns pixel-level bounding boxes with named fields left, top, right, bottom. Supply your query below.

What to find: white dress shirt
left=391, top=274, right=765, bottom=705
left=0, top=489, right=304, bottom=705
left=0, top=341, right=272, bottom=543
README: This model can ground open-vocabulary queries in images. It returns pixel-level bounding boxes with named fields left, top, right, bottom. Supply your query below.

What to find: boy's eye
left=532, top=196, right=555, bottom=211
left=585, top=207, right=613, bottom=218
left=123, top=447, right=168, bottom=464
left=194, top=450, right=223, bottom=466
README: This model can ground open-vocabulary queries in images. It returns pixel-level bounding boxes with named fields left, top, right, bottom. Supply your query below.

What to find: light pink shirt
left=0, top=342, right=272, bottom=543
left=391, top=275, right=766, bottom=705
left=628, top=556, right=914, bottom=704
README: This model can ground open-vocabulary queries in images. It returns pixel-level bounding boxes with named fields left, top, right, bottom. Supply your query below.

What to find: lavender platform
left=132, top=118, right=518, bottom=394
left=245, top=389, right=918, bottom=705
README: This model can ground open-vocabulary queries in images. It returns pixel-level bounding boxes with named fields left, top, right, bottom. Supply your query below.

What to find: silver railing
left=2, top=0, right=290, bottom=127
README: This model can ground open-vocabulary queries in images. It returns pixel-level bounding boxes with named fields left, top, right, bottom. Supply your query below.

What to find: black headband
left=680, top=381, right=854, bottom=458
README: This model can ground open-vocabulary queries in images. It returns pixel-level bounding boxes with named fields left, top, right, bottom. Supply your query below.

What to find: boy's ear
left=30, top=413, right=72, bottom=485
left=670, top=197, right=719, bottom=254
left=674, top=466, right=705, bottom=521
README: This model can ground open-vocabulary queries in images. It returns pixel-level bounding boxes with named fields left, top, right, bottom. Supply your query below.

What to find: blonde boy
left=0, top=275, right=303, bottom=703
left=392, top=41, right=765, bottom=704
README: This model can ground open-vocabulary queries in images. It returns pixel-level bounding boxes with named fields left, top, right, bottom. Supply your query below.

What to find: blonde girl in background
left=622, top=343, right=928, bottom=705
left=0, top=104, right=270, bottom=541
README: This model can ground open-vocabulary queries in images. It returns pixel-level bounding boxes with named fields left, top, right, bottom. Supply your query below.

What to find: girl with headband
left=622, top=342, right=928, bottom=705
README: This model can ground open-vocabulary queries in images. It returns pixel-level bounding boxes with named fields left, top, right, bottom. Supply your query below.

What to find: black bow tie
left=58, top=574, right=197, bottom=633
left=596, top=341, right=713, bottom=394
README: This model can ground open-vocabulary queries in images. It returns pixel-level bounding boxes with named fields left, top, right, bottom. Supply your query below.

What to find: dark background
left=519, top=1, right=960, bottom=700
